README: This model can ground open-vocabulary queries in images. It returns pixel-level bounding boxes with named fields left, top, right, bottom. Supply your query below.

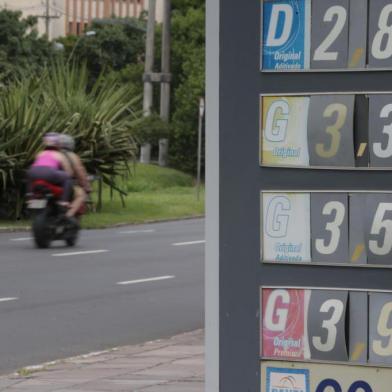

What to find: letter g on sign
left=265, top=196, right=290, bottom=238
left=264, top=289, right=290, bottom=332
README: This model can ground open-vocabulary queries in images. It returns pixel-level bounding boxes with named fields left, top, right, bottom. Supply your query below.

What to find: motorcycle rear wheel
left=32, top=212, right=51, bottom=249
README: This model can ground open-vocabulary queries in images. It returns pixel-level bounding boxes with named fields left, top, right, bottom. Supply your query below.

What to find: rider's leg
left=66, top=186, right=86, bottom=218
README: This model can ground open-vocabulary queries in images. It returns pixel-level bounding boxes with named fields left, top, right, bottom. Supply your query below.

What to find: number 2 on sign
left=316, top=104, right=347, bottom=158
left=314, top=6, right=347, bottom=62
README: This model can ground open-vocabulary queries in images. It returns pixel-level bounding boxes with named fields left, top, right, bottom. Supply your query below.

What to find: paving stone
left=0, top=330, right=205, bottom=392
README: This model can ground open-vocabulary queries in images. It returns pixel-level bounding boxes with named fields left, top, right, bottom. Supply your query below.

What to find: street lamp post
left=196, top=97, right=205, bottom=201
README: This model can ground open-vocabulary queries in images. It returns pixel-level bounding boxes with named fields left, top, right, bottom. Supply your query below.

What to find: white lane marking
left=119, top=229, right=156, bottom=235
left=0, top=297, right=18, bottom=303
left=172, top=240, right=205, bottom=246
left=52, top=250, right=109, bottom=257
left=117, top=275, right=175, bottom=286
left=10, top=237, right=32, bottom=242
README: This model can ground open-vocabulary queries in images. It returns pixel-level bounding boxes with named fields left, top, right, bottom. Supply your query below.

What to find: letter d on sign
left=266, top=4, right=294, bottom=47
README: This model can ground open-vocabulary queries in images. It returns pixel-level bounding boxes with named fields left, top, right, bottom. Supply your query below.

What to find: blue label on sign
left=262, top=0, right=310, bottom=70
left=266, top=367, right=310, bottom=392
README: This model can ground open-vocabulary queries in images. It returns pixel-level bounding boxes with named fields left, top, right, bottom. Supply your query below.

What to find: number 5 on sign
left=366, top=194, right=392, bottom=265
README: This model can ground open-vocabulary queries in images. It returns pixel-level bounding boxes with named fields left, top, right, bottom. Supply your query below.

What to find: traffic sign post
left=206, top=0, right=392, bottom=391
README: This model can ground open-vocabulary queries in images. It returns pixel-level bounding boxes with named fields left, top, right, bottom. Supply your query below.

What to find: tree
left=0, top=10, right=56, bottom=82
left=168, top=2, right=205, bottom=173
left=58, top=18, right=146, bottom=78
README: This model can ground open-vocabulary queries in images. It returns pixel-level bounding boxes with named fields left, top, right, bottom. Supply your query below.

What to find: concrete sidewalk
left=0, top=330, right=204, bottom=392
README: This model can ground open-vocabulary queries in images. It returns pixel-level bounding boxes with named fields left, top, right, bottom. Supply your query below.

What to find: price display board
left=261, top=191, right=392, bottom=267
left=260, top=92, right=392, bottom=169
left=261, top=287, right=392, bottom=366
left=207, top=0, right=392, bottom=391
left=261, top=0, right=392, bottom=71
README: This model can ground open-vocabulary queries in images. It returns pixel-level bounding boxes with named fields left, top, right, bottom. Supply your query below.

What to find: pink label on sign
left=262, top=289, right=305, bottom=360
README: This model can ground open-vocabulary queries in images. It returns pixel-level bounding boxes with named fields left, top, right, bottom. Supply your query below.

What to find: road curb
left=0, top=215, right=205, bottom=234
left=8, top=329, right=204, bottom=378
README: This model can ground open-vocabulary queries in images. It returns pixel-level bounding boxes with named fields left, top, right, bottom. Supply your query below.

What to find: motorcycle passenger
left=28, top=133, right=73, bottom=206
left=59, top=134, right=91, bottom=218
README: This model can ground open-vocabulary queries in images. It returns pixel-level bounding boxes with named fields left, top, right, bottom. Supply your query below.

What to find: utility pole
left=45, top=0, right=50, bottom=36
left=143, top=0, right=156, bottom=116
left=38, top=0, right=60, bottom=39
left=158, top=0, right=171, bottom=166
left=160, top=0, right=171, bottom=122
left=196, top=97, right=205, bottom=200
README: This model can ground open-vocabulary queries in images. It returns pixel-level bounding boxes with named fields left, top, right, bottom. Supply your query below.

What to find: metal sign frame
left=206, top=0, right=392, bottom=391
left=259, top=0, right=392, bottom=73
left=260, top=190, right=392, bottom=269
left=259, top=91, right=392, bottom=170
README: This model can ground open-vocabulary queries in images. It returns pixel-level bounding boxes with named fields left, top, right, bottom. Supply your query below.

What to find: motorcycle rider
left=59, top=134, right=91, bottom=219
left=28, top=133, right=73, bottom=206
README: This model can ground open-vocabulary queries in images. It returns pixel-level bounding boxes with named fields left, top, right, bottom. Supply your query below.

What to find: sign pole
left=196, top=97, right=205, bottom=201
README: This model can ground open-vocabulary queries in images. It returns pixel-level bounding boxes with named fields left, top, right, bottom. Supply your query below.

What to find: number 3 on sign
left=316, top=104, right=347, bottom=158
left=315, top=201, right=345, bottom=255
left=308, top=95, right=355, bottom=167
left=308, top=290, right=348, bottom=361
left=312, top=299, right=344, bottom=352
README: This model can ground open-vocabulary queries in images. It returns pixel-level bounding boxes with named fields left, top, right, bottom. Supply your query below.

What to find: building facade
left=0, top=0, right=162, bottom=39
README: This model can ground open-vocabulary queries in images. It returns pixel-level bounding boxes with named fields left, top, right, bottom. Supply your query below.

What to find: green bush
left=0, top=61, right=140, bottom=218
left=168, top=3, right=205, bottom=174
left=133, top=113, right=170, bottom=145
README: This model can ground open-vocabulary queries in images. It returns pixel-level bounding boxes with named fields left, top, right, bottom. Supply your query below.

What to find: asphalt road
left=0, top=218, right=204, bottom=375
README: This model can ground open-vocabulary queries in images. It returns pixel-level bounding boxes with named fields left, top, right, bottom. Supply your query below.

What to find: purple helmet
left=43, top=133, right=60, bottom=148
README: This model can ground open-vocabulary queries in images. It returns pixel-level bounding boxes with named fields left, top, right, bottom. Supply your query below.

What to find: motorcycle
left=27, top=180, right=83, bottom=249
